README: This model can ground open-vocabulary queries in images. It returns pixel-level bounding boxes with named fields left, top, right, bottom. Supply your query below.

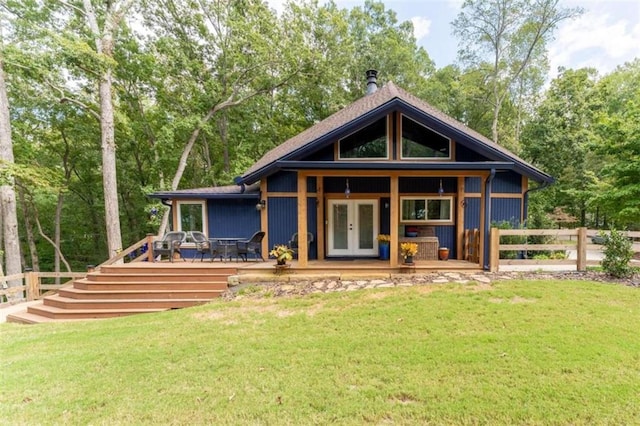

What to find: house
left=149, top=70, right=553, bottom=270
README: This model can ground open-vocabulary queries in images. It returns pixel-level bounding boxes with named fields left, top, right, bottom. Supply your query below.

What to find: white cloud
left=410, top=16, right=432, bottom=40
left=548, top=7, right=640, bottom=77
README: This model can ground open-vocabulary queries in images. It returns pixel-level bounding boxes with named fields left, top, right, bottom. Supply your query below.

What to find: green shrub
left=601, top=229, right=634, bottom=278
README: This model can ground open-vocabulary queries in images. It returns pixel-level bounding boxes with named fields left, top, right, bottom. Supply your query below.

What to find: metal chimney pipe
left=366, top=69, right=378, bottom=94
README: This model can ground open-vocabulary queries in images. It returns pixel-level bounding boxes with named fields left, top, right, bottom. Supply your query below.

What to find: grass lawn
left=1, top=279, right=639, bottom=425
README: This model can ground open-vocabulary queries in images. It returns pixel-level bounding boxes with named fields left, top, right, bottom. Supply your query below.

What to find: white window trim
left=400, top=196, right=453, bottom=223
left=400, top=114, right=451, bottom=160
left=338, top=116, right=390, bottom=161
left=175, top=200, right=207, bottom=245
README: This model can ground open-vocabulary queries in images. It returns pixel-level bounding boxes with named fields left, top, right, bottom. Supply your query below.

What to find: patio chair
left=190, top=231, right=212, bottom=262
left=236, top=231, right=265, bottom=261
left=153, top=231, right=187, bottom=262
left=288, top=232, right=314, bottom=258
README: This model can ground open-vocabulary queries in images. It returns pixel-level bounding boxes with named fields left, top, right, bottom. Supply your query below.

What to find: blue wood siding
left=304, top=144, right=334, bottom=161
left=267, top=171, right=297, bottom=192
left=307, top=197, right=318, bottom=259
left=267, top=197, right=297, bottom=248
left=266, top=196, right=317, bottom=259
left=380, top=197, right=390, bottom=234
left=464, top=197, right=481, bottom=230
left=400, top=177, right=455, bottom=193
left=465, top=177, right=482, bottom=193
left=455, top=143, right=491, bottom=162
left=324, top=177, right=389, bottom=193
left=491, top=198, right=522, bottom=227
left=307, top=176, right=317, bottom=193
left=434, top=226, right=456, bottom=258
left=493, top=171, right=522, bottom=193
left=208, top=199, right=261, bottom=239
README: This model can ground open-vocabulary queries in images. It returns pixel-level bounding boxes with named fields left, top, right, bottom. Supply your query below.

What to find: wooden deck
left=6, top=259, right=480, bottom=324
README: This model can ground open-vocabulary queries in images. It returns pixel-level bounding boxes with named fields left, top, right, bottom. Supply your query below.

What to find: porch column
left=456, top=176, right=465, bottom=260
left=390, top=174, right=399, bottom=267
left=482, top=169, right=496, bottom=270
left=297, top=173, right=308, bottom=267
left=260, top=180, right=268, bottom=258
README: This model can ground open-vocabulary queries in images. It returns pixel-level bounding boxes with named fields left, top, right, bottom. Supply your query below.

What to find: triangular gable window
left=339, top=117, right=388, bottom=159
left=401, top=115, right=451, bottom=159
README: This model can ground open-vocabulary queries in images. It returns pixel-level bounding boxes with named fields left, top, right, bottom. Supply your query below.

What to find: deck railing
left=0, top=234, right=158, bottom=305
left=489, top=227, right=640, bottom=272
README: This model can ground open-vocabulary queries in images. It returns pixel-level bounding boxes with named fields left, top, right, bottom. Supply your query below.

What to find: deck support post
left=297, top=173, right=308, bottom=268
left=577, top=227, right=587, bottom=271
left=260, top=180, right=269, bottom=259
left=390, top=174, right=399, bottom=267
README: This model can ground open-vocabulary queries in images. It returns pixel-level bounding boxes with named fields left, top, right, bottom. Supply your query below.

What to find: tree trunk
left=0, top=58, right=23, bottom=301
left=99, top=69, right=123, bottom=258
left=18, top=187, right=40, bottom=272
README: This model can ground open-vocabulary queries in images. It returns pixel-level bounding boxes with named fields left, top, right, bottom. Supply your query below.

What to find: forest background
left=0, top=0, right=638, bottom=280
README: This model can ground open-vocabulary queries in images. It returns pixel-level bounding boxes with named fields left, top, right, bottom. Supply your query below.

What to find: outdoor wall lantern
left=256, top=200, right=266, bottom=211
left=438, top=179, right=444, bottom=196
left=344, top=179, right=351, bottom=198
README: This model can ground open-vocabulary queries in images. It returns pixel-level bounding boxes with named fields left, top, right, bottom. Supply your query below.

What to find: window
left=339, top=117, right=388, bottom=159
left=401, top=197, right=452, bottom=223
left=401, top=115, right=451, bottom=159
left=176, top=201, right=206, bottom=233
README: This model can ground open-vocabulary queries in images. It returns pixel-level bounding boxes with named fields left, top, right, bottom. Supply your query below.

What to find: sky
left=269, top=0, right=640, bottom=80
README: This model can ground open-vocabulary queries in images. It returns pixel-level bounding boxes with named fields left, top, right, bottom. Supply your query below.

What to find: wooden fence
left=489, top=227, right=640, bottom=272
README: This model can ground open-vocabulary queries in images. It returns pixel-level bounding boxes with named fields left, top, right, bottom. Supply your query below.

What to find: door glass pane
left=358, top=204, right=374, bottom=249
left=333, top=204, right=348, bottom=250
left=179, top=203, right=203, bottom=232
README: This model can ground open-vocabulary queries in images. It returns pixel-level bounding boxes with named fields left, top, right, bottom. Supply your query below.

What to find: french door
left=327, top=199, right=378, bottom=256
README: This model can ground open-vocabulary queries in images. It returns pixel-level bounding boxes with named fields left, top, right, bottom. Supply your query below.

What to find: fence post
left=577, top=227, right=587, bottom=271
left=489, top=227, right=500, bottom=272
left=25, top=271, right=40, bottom=301
left=146, top=233, right=155, bottom=261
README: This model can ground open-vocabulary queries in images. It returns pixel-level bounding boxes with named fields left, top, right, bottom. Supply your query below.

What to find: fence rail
left=490, top=227, right=640, bottom=272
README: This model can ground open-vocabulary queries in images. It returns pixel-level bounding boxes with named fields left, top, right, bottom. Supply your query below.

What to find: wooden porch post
left=260, top=180, right=269, bottom=258
left=456, top=176, right=465, bottom=260
left=297, top=173, right=308, bottom=267
left=489, top=227, right=500, bottom=272
left=390, top=174, right=399, bottom=267
left=316, top=177, right=325, bottom=260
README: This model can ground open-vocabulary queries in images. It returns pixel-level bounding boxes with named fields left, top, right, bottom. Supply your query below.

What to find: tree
left=453, top=0, right=581, bottom=148
left=521, top=68, right=600, bottom=226
left=0, top=26, right=22, bottom=300
left=593, top=60, right=640, bottom=227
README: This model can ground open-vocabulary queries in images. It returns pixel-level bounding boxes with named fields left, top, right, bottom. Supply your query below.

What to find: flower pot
left=277, top=259, right=287, bottom=266
left=438, top=247, right=449, bottom=261
left=403, top=255, right=414, bottom=265
left=379, top=243, right=390, bottom=260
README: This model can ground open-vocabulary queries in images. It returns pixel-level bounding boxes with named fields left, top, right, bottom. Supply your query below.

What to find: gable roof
left=237, top=81, right=553, bottom=185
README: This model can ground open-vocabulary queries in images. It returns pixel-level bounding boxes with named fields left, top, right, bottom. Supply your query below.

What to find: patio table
left=210, top=238, right=240, bottom=262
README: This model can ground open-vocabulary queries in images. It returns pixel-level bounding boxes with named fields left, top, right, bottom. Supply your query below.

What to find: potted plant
left=269, top=244, right=294, bottom=265
left=377, top=234, right=391, bottom=260
left=400, top=242, right=418, bottom=264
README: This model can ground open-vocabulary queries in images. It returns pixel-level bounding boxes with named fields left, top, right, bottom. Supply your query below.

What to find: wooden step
left=27, top=303, right=166, bottom=320
left=85, top=272, right=231, bottom=283
left=73, top=279, right=228, bottom=291
left=58, top=287, right=224, bottom=300
left=98, top=263, right=238, bottom=275
left=43, top=294, right=212, bottom=310
left=7, top=309, right=57, bottom=324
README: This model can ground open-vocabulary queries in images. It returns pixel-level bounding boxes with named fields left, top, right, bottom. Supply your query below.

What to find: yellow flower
left=400, top=242, right=418, bottom=258
left=377, top=234, right=391, bottom=243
